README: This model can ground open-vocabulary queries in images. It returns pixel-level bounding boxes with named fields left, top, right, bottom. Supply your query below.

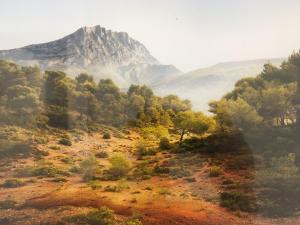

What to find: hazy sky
left=0, top=0, right=300, bottom=71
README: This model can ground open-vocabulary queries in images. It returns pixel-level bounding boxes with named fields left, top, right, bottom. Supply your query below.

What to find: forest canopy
left=0, top=60, right=213, bottom=137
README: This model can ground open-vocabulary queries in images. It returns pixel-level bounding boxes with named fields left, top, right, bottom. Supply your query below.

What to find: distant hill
left=154, top=58, right=285, bottom=111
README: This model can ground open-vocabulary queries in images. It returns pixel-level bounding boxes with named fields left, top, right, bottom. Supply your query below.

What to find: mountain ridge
left=0, top=26, right=286, bottom=110
left=0, top=25, right=180, bottom=87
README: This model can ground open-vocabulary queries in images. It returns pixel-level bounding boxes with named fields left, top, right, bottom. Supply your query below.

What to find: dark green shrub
left=104, top=185, right=121, bottom=192
left=159, top=188, right=172, bottom=196
left=185, top=177, right=196, bottom=183
left=159, top=137, right=171, bottom=150
left=103, top=132, right=111, bottom=139
left=208, top=166, right=223, bottom=177
left=0, top=141, right=33, bottom=157
left=154, top=165, right=170, bottom=174
left=95, top=151, right=108, bottom=158
left=220, top=191, right=255, bottom=212
left=88, top=180, right=102, bottom=190
left=0, top=199, right=17, bottom=209
left=47, top=105, right=74, bottom=129
left=105, top=155, right=130, bottom=180
left=64, top=207, right=116, bottom=225
left=132, top=162, right=153, bottom=180
left=80, top=156, right=99, bottom=181
left=2, top=179, right=24, bottom=188
left=227, top=154, right=254, bottom=170
left=256, top=156, right=300, bottom=216
left=136, top=144, right=157, bottom=160
left=222, top=178, right=234, bottom=185
left=15, top=165, right=69, bottom=177
left=51, top=177, right=68, bottom=183
left=58, top=138, right=72, bottom=146
left=60, top=157, right=73, bottom=164
left=123, top=219, right=142, bottom=225
left=170, top=167, right=191, bottom=178
left=69, top=166, right=80, bottom=173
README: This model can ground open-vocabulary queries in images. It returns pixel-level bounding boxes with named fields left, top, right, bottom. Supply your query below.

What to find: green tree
left=174, top=111, right=212, bottom=143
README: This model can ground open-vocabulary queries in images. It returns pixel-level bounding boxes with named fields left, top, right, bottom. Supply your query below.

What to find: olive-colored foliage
left=0, top=60, right=43, bottom=126
left=0, top=199, right=17, bottom=209
left=174, top=111, right=215, bottom=142
left=0, top=141, right=33, bottom=157
left=2, top=179, right=24, bottom=188
left=159, top=137, right=171, bottom=150
left=80, top=156, right=99, bottom=181
left=211, top=51, right=300, bottom=132
left=220, top=191, right=255, bottom=212
left=64, top=207, right=116, bottom=225
left=0, top=60, right=194, bottom=130
left=58, top=138, right=72, bottom=146
left=141, top=125, right=169, bottom=142
left=106, top=154, right=130, bottom=180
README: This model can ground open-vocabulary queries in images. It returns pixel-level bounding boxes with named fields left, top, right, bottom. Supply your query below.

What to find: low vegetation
left=80, top=156, right=99, bottom=181
left=2, top=179, right=25, bottom=188
left=104, top=154, right=130, bottom=180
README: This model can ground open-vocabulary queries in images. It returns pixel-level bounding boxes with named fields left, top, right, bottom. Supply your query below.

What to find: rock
left=0, top=25, right=180, bottom=88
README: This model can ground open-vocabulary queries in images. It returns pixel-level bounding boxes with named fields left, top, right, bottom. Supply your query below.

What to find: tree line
left=0, top=60, right=213, bottom=139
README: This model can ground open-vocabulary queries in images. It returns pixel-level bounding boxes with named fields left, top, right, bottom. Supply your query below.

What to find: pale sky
left=0, top=0, right=300, bottom=71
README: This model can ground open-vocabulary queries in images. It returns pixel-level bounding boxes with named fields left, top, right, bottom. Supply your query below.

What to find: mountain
left=154, top=58, right=285, bottom=111
left=0, top=26, right=286, bottom=110
left=0, top=25, right=180, bottom=87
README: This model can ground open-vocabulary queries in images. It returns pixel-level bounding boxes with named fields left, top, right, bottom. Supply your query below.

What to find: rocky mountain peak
left=0, top=25, right=180, bottom=88
left=0, top=25, right=159, bottom=69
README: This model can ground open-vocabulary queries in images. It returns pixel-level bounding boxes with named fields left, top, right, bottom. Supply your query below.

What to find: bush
left=51, top=177, right=68, bottom=183
left=256, top=156, right=300, bottom=216
left=154, top=165, right=170, bottom=174
left=64, top=207, right=116, bottom=225
left=222, top=178, right=234, bottom=185
left=123, top=219, right=142, bottom=225
left=80, top=156, right=99, bottom=181
left=58, top=138, right=72, bottom=146
left=0, top=141, right=33, bottom=157
left=159, top=188, right=172, bottom=196
left=0, top=199, right=17, bottom=209
left=208, top=166, right=223, bottom=177
left=103, top=132, right=111, bottom=139
left=95, top=151, right=108, bottom=158
left=132, top=162, right=153, bottom=180
left=15, top=165, right=69, bottom=178
left=220, top=191, right=255, bottom=212
left=136, top=143, right=157, bottom=160
left=2, top=179, right=24, bottom=188
left=159, top=137, right=171, bottom=150
left=88, top=180, right=102, bottom=190
left=69, top=166, right=80, bottom=173
left=105, top=154, right=130, bottom=180
left=104, top=185, right=122, bottom=192
left=227, top=154, right=254, bottom=170
left=170, top=167, right=191, bottom=179
left=185, top=177, right=196, bottom=183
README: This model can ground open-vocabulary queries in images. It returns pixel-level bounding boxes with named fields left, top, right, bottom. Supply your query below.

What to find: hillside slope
left=154, top=58, right=284, bottom=110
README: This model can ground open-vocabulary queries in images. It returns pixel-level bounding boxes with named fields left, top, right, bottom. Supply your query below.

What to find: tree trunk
left=179, top=129, right=186, bottom=144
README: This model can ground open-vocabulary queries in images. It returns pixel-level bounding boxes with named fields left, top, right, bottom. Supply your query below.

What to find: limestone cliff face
left=0, top=25, right=180, bottom=87
left=0, top=25, right=158, bottom=67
